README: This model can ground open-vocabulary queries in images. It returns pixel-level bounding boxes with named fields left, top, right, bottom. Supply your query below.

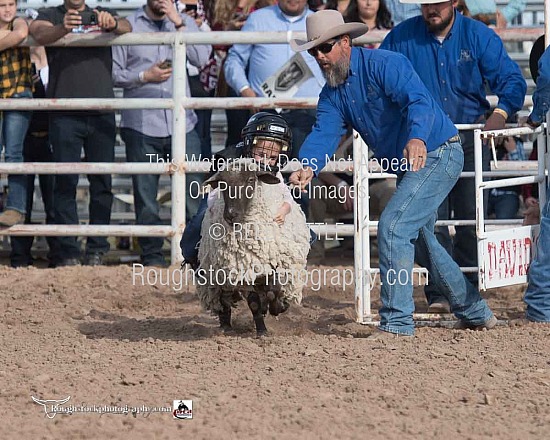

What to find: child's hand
left=274, top=202, right=291, bottom=225
left=274, top=212, right=286, bottom=225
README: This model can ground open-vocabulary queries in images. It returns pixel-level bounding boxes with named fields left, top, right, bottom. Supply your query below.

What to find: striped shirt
left=0, top=20, right=32, bottom=99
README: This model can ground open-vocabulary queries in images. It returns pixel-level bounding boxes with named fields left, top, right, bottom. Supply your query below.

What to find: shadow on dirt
left=77, top=309, right=223, bottom=342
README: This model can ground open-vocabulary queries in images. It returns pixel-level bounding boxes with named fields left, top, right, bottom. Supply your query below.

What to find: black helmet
left=241, top=112, right=292, bottom=170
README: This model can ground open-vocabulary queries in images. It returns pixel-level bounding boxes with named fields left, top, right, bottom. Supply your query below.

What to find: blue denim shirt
left=298, top=48, right=457, bottom=173
left=384, top=0, right=420, bottom=25
left=466, top=0, right=526, bottom=23
left=112, top=7, right=211, bottom=136
left=224, top=5, right=325, bottom=97
left=380, top=11, right=526, bottom=124
left=530, top=46, right=550, bottom=124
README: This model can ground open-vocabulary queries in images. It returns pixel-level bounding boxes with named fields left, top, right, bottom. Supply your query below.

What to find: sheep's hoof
left=269, top=299, right=290, bottom=316
left=218, top=307, right=232, bottom=332
left=220, top=324, right=234, bottom=334
left=255, top=329, right=268, bottom=338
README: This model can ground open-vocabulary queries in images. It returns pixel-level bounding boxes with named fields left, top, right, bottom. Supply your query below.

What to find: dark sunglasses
left=307, top=38, right=341, bottom=57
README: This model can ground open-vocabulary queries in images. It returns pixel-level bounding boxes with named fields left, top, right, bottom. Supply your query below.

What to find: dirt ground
left=0, top=263, right=549, bottom=440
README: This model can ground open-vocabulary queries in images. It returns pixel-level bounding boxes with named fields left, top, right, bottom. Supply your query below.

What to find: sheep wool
left=197, top=160, right=311, bottom=314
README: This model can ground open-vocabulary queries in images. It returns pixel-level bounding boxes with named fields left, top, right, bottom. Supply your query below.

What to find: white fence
left=1, top=28, right=548, bottom=323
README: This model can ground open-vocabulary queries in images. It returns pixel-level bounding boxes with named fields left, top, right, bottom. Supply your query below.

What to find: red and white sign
left=479, top=226, right=540, bottom=289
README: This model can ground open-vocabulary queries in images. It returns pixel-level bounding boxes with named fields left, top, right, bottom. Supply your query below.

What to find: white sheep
left=196, top=158, right=311, bottom=335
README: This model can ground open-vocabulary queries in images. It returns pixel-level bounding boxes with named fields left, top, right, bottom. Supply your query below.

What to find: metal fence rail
left=0, top=30, right=545, bottom=268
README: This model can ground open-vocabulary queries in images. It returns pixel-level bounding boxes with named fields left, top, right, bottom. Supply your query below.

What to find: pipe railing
left=0, top=29, right=544, bottom=267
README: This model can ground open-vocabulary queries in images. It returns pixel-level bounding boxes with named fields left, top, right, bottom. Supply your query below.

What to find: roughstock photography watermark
left=132, top=264, right=428, bottom=293
left=31, top=396, right=173, bottom=419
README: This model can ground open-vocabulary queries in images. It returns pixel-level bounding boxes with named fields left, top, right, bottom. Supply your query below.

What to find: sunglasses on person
left=307, top=38, right=341, bottom=57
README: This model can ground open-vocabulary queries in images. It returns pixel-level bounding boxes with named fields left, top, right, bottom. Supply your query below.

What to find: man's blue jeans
left=0, top=90, right=33, bottom=214
left=422, top=131, right=490, bottom=304
left=525, top=185, right=550, bottom=322
left=378, top=141, right=494, bottom=335
left=122, top=127, right=203, bottom=265
left=49, top=113, right=115, bottom=259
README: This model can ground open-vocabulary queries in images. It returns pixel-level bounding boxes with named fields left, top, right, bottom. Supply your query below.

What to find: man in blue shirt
left=112, top=0, right=211, bottom=267
left=289, top=10, right=496, bottom=337
left=523, top=45, right=550, bottom=323
left=381, top=0, right=526, bottom=312
left=223, top=0, right=325, bottom=153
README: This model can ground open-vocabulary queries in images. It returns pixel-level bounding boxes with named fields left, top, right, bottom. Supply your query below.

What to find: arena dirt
left=0, top=264, right=549, bottom=439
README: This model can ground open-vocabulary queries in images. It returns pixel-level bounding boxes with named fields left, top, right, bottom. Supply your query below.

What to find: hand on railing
left=95, top=10, right=117, bottom=32
left=523, top=197, right=540, bottom=226
left=240, top=87, right=260, bottom=114
left=483, top=110, right=507, bottom=146
left=518, top=115, right=541, bottom=129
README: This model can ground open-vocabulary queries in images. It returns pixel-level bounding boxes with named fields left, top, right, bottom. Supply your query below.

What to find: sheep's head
left=203, top=159, right=280, bottom=225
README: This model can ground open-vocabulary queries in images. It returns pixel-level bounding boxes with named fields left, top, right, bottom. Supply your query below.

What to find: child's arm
left=0, top=18, right=29, bottom=52
left=274, top=201, right=291, bottom=225
left=276, top=170, right=294, bottom=211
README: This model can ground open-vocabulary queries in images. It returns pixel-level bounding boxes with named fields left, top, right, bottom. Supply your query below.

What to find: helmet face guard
left=241, top=112, right=293, bottom=171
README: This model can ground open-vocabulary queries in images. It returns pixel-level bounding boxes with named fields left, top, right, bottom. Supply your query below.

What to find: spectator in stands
left=522, top=42, right=550, bottom=323
left=183, top=0, right=216, bottom=159
left=381, top=0, right=526, bottom=313
left=0, top=0, right=32, bottom=227
left=385, top=0, right=420, bottom=25
left=290, top=10, right=496, bottom=337
left=10, top=44, right=61, bottom=268
left=325, top=0, right=353, bottom=18
left=465, top=0, right=525, bottom=28
left=30, top=1, right=131, bottom=266
left=345, top=0, right=393, bottom=48
left=205, top=0, right=276, bottom=147
left=224, top=0, right=325, bottom=154
left=113, top=0, right=210, bottom=267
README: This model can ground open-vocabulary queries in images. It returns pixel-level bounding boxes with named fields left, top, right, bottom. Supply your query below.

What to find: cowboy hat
left=290, top=10, right=369, bottom=52
left=399, top=0, right=453, bottom=4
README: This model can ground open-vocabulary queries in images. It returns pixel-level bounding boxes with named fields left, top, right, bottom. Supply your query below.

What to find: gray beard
left=323, top=58, right=350, bottom=88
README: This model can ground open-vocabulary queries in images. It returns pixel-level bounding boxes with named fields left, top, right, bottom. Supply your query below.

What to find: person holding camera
left=0, top=0, right=33, bottom=228
left=112, top=0, right=211, bottom=267
left=29, top=2, right=131, bottom=267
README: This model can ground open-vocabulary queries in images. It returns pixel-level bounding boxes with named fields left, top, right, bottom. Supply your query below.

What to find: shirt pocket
left=452, top=58, right=482, bottom=95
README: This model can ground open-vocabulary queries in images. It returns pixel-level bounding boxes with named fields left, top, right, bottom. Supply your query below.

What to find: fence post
left=171, top=34, right=187, bottom=265
left=353, top=131, right=371, bottom=323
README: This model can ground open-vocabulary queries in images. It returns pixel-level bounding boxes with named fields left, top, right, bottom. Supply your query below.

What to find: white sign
left=478, top=225, right=540, bottom=289
left=260, top=53, right=314, bottom=99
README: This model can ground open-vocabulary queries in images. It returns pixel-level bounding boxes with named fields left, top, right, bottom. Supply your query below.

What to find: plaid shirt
left=0, top=21, right=32, bottom=99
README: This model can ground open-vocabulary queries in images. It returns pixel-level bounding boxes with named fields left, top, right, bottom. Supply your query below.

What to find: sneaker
left=455, top=315, right=498, bottom=331
left=0, top=209, right=24, bottom=227
left=427, top=301, right=451, bottom=314
left=83, top=253, right=104, bottom=266
left=366, top=330, right=414, bottom=341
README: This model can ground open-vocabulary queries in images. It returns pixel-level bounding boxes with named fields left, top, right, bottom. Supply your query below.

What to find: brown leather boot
left=0, top=209, right=24, bottom=227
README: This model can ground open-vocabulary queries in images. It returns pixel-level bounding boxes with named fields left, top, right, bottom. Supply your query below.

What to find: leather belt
left=447, top=134, right=460, bottom=143
left=30, top=131, right=48, bottom=138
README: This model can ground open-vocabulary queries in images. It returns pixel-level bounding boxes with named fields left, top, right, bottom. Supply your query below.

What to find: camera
left=159, top=59, right=172, bottom=69
left=80, top=11, right=98, bottom=26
